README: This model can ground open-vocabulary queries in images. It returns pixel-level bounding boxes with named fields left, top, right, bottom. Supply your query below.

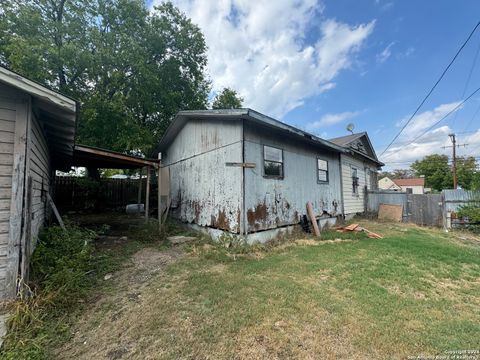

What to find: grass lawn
left=47, top=219, right=480, bottom=360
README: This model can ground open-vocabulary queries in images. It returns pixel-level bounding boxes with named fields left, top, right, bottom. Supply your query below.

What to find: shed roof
left=73, top=145, right=160, bottom=169
left=392, top=178, right=425, bottom=186
left=156, top=109, right=346, bottom=154
left=0, top=66, right=77, bottom=170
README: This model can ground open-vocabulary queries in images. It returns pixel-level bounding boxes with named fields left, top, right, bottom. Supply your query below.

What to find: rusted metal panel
left=162, top=118, right=243, bottom=233
left=243, top=123, right=342, bottom=233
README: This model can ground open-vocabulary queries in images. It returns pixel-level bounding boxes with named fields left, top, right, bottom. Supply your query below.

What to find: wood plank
left=0, top=120, right=15, bottom=133
left=0, top=164, right=12, bottom=176
left=0, top=108, right=16, bottom=122
left=378, top=203, right=403, bottom=222
left=0, top=142, right=14, bottom=154
left=306, top=202, right=320, bottom=237
left=345, top=223, right=359, bottom=231
left=5, top=99, right=28, bottom=299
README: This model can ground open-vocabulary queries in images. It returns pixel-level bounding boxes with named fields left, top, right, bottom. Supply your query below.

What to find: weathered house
left=156, top=109, right=382, bottom=241
left=329, top=132, right=383, bottom=218
left=0, top=67, right=77, bottom=298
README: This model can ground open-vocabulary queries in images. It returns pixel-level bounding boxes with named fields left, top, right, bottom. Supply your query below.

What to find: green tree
left=410, top=154, right=452, bottom=192
left=0, top=0, right=210, bottom=154
left=212, top=87, right=244, bottom=109
left=456, top=156, right=478, bottom=190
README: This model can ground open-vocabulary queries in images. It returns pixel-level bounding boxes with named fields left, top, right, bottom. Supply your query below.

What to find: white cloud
left=376, top=42, right=394, bottom=63
left=380, top=102, right=470, bottom=167
left=151, top=0, right=375, bottom=118
left=306, top=110, right=359, bottom=130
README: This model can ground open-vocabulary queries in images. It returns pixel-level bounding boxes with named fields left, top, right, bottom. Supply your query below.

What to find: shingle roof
left=392, top=178, right=425, bottom=186
left=328, top=132, right=366, bottom=146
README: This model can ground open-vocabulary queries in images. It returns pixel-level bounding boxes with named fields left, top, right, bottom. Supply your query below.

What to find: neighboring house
left=393, top=178, right=425, bottom=194
left=156, top=109, right=383, bottom=241
left=329, top=132, right=384, bottom=218
left=378, top=176, right=426, bottom=194
left=378, top=176, right=402, bottom=191
left=0, top=66, right=77, bottom=299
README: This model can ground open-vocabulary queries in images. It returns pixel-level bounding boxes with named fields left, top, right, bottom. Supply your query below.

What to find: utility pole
left=449, top=134, right=457, bottom=189
left=443, top=134, right=468, bottom=190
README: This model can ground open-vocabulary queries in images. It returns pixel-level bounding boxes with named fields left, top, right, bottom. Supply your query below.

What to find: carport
left=68, top=144, right=164, bottom=228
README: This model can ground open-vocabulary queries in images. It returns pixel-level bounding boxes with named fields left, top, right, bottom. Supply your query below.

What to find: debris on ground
left=336, top=224, right=383, bottom=239
left=104, top=274, right=113, bottom=281
left=167, top=235, right=196, bottom=245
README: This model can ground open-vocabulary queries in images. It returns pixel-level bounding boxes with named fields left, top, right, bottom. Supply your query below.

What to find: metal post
left=137, top=167, right=143, bottom=215
left=157, top=165, right=162, bottom=233
left=145, top=166, right=150, bottom=222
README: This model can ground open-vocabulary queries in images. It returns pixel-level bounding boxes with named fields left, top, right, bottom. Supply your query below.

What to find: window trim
left=316, top=157, right=329, bottom=184
left=262, top=144, right=284, bottom=179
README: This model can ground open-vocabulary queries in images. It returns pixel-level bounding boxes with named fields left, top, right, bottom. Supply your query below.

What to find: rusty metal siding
left=243, top=123, right=342, bottom=233
left=162, top=118, right=243, bottom=233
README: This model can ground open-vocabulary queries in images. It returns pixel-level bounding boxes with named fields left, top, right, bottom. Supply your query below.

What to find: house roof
left=329, top=132, right=366, bottom=146
left=392, top=178, right=425, bottom=187
left=156, top=108, right=346, bottom=154
left=0, top=66, right=78, bottom=170
left=328, top=131, right=384, bottom=166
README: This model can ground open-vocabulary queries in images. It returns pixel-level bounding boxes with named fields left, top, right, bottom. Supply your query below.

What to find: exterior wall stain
left=163, top=118, right=243, bottom=234
left=244, top=122, right=343, bottom=233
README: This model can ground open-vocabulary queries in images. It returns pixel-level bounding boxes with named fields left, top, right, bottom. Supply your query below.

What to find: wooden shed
left=0, top=66, right=77, bottom=299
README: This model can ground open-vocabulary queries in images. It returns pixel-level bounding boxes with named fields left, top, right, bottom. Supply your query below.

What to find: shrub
left=457, top=205, right=480, bottom=233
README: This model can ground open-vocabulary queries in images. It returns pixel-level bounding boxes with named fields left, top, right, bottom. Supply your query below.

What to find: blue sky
left=148, top=0, right=480, bottom=168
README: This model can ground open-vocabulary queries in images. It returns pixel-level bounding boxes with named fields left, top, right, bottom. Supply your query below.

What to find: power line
left=381, top=85, right=480, bottom=160
left=380, top=20, right=480, bottom=156
left=452, top=39, right=480, bottom=128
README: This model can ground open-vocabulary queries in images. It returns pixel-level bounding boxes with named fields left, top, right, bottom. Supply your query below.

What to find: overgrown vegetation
left=0, top=216, right=172, bottom=360
left=458, top=205, right=480, bottom=233
left=52, top=221, right=480, bottom=359
left=1, top=225, right=96, bottom=359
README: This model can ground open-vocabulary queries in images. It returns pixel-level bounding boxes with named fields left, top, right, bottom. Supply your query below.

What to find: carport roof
left=73, top=145, right=160, bottom=169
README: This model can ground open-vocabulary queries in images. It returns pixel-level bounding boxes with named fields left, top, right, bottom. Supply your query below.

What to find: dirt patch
left=55, top=246, right=185, bottom=360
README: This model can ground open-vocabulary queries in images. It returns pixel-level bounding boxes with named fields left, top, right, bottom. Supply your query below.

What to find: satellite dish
left=346, top=123, right=355, bottom=134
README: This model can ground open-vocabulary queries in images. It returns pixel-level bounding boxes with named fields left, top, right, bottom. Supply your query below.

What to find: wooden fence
left=54, top=176, right=157, bottom=212
left=365, top=189, right=465, bottom=228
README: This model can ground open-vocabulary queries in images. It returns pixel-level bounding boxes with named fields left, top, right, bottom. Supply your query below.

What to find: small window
left=352, top=168, right=359, bottom=194
left=263, top=145, right=283, bottom=178
left=317, top=158, right=328, bottom=183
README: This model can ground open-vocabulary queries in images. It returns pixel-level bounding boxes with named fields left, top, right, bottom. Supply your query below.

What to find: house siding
left=244, top=122, right=342, bottom=233
left=0, top=97, right=16, bottom=296
left=162, top=118, right=243, bottom=233
left=341, top=154, right=377, bottom=215
left=29, top=114, right=51, bottom=246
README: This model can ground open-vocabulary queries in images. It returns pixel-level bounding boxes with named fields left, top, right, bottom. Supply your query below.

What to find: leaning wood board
left=306, top=202, right=320, bottom=237
left=378, top=203, right=403, bottom=222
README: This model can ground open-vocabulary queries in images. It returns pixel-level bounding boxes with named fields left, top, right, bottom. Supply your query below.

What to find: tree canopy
left=0, top=0, right=210, bottom=154
left=410, top=154, right=480, bottom=191
left=212, top=87, right=243, bottom=109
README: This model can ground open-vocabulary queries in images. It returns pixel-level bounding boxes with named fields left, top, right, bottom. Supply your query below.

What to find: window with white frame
left=263, top=145, right=283, bottom=178
left=317, top=158, right=328, bottom=183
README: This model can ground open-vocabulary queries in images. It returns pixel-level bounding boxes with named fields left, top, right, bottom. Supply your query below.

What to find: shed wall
left=29, top=114, right=51, bottom=246
left=162, top=119, right=243, bottom=233
left=243, top=123, right=342, bottom=232
left=0, top=97, right=16, bottom=296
